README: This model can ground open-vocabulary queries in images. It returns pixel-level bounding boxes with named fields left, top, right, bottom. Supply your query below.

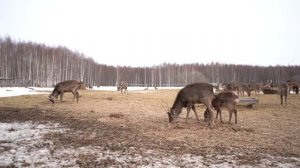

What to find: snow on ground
left=0, top=122, right=299, bottom=167
left=0, top=122, right=67, bottom=167
left=0, top=86, right=183, bottom=98
left=0, top=87, right=52, bottom=97
left=91, top=86, right=182, bottom=91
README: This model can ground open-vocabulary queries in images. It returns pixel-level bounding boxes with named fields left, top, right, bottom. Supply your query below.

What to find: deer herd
left=48, top=80, right=299, bottom=127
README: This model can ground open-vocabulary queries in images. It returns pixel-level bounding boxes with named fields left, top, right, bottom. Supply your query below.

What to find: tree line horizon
left=0, top=36, right=299, bottom=87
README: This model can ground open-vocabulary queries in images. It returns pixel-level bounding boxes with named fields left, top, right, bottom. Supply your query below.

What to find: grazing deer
left=204, top=92, right=239, bottom=124
left=167, top=83, right=215, bottom=126
left=278, top=82, right=289, bottom=106
left=48, top=80, right=84, bottom=104
left=117, top=81, right=128, bottom=94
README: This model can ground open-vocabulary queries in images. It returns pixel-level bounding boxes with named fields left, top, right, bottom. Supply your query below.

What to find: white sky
left=0, top=0, right=300, bottom=67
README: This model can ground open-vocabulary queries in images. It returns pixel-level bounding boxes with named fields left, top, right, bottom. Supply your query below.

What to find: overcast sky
left=1, top=0, right=300, bottom=67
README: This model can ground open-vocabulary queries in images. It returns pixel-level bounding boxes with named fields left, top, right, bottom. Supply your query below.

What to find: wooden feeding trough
left=237, top=98, right=259, bottom=108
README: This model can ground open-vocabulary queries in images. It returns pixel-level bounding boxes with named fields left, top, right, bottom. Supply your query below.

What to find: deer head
left=167, top=107, right=180, bottom=123
left=162, top=102, right=176, bottom=123
left=48, top=95, right=55, bottom=104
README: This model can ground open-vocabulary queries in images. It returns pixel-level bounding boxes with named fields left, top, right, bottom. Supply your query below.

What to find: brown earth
left=0, top=89, right=300, bottom=166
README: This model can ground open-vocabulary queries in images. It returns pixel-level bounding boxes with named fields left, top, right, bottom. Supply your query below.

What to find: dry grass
left=0, top=89, right=300, bottom=164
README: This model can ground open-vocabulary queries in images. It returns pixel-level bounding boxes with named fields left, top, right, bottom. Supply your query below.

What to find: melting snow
left=0, top=87, right=52, bottom=97
left=0, top=122, right=299, bottom=167
left=0, top=86, right=182, bottom=98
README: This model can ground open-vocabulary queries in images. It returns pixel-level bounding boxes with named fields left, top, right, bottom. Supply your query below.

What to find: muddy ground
left=0, top=89, right=300, bottom=167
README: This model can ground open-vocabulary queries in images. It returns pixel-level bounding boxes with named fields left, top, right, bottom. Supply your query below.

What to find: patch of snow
left=0, top=122, right=66, bottom=167
left=0, top=87, right=52, bottom=97
left=259, top=155, right=300, bottom=168
left=0, top=86, right=181, bottom=98
left=1, top=121, right=299, bottom=167
left=27, top=87, right=53, bottom=92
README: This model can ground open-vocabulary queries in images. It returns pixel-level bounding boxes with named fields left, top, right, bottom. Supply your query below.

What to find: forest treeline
left=0, top=36, right=300, bottom=87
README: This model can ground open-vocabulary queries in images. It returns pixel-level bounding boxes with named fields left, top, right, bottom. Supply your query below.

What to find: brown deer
left=48, top=80, right=84, bottom=104
left=239, top=83, right=251, bottom=97
left=204, top=91, right=239, bottom=124
left=167, top=83, right=216, bottom=126
left=250, top=82, right=263, bottom=95
left=224, top=82, right=240, bottom=94
left=117, top=81, right=128, bottom=94
left=278, top=82, right=289, bottom=106
left=287, top=80, right=299, bottom=94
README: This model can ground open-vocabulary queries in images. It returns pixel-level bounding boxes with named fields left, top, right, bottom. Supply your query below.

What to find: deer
left=224, top=82, right=240, bottom=94
left=278, top=82, right=289, bottom=106
left=117, top=81, right=128, bottom=94
left=287, top=80, right=299, bottom=94
left=212, top=82, right=225, bottom=92
left=239, top=83, right=251, bottom=97
left=204, top=91, right=239, bottom=124
left=48, top=80, right=84, bottom=104
left=249, top=82, right=263, bottom=95
left=167, top=83, right=216, bottom=126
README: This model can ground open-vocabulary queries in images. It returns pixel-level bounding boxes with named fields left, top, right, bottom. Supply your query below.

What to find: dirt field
left=1, top=89, right=300, bottom=167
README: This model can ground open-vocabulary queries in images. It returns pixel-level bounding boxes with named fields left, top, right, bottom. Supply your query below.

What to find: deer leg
left=229, top=109, right=233, bottom=124
left=227, top=103, right=234, bottom=124
left=72, top=91, right=76, bottom=102
left=76, top=91, right=79, bottom=103
left=215, top=108, right=219, bottom=119
left=192, top=105, right=200, bottom=122
left=217, top=107, right=222, bottom=123
left=214, top=106, right=222, bottom=122
left=234, top=108, right=238, bottom=124
left=285, top=95, right=287, bottom=106
left=280, top=95, right=283, bottom=105
left=60, top=93, right=64, bottom=103
left=186, top=106, right=191, bottom=124
left=186, top=102, right=197, bottom=123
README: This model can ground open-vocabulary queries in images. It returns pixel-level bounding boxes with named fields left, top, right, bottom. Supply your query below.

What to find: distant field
left=0, top=89, right=300, bottom=167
